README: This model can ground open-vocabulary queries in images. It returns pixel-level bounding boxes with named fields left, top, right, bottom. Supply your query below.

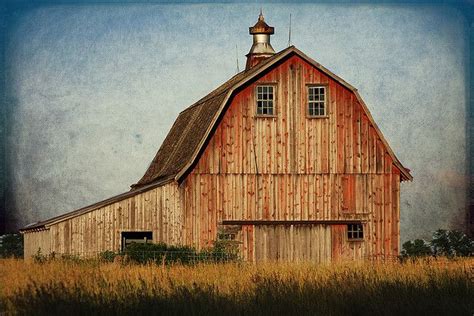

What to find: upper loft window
left=347, top=223, right=364, bottom=241
left=308, top=86, right=327, bottom=117
left=256, top=85, right=275, bottom=116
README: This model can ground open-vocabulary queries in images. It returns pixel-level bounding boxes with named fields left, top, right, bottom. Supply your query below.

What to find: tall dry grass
left=0, top=258, right=472, bottom=315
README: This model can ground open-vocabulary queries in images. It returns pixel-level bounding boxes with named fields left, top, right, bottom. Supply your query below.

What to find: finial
left=259, top=8, right=264, bottom=21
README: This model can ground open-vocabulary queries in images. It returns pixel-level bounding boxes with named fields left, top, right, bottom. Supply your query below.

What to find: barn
left=21, top=14, right=412, bottom=262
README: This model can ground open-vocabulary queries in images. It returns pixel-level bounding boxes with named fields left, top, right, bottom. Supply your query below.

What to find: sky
left=2, top=2, right=470, bottom=241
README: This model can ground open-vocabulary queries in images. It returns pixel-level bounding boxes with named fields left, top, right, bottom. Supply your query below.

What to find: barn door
left=253, top=225, right=331, bottom=263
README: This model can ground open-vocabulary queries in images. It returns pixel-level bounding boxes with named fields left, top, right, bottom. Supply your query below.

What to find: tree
left=0, top=233, right=24, bottom=258
left=431, top=229, right=473, bottom=257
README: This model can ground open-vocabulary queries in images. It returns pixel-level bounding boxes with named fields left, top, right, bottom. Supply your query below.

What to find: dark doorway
left=121, top=231, right=153, bottom=251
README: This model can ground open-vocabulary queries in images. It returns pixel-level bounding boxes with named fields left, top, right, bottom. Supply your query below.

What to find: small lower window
left=219, top=232, right=237, bottom=241
left=347, top=223, right=363, bottom=240
left=121, top=231, right=153, bottom=251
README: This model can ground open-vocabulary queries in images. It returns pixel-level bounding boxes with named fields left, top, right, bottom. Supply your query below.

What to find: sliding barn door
left=250, top=225, right=331, bottom=262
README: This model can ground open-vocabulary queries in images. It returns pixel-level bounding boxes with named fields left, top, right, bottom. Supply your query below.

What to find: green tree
left=0, top=233, right=24, bottom=258
left=431, top=229, right=473, bottom=257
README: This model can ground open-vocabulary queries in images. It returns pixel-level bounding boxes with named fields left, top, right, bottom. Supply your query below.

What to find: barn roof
left=21, top=46, right=412, bottom=232
left=133, top=46, right=412, bottom=189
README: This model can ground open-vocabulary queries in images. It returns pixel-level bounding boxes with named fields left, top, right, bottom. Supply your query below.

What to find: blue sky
left=2, top=2, right=469, bottom=240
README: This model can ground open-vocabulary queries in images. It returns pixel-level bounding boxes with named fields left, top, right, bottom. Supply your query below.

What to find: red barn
left=21, top=14, right=412, bottom=262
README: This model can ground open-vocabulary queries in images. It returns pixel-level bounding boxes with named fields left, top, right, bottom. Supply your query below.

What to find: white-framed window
left=307, top=86, right=327, bottom=117
left=256, top=85, right=275, bottom=116
left=347, top=223, right=364, bottom=240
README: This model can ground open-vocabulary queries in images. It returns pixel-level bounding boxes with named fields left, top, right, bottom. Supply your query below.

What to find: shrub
left=123, top=242, right=201, bottom=265
left=32, top=248, right=48, bottom=263
left=59, top=253, right=82, bottom=263
left=122, top=241, right=239, bottom=265
left=209, top=233, right=240, bottom=262
left=99, top=250, right=117, bottom=263
left=401, top=239, right=432, bottom=258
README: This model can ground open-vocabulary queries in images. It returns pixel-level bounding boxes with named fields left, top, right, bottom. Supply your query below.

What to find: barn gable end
left=132, top=47, right=411, bottom=190
left=191, top=53, right=404, bottom=177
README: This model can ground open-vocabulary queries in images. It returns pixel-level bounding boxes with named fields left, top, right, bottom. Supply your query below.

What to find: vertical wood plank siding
left=24, top=230, right=51, bottom=258
left=25, top=183, right=183, bottom=258
left=185, top=55, right=401, bottom=261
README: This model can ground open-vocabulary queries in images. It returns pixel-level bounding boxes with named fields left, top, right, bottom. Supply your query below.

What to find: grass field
left=0, top=258, right=473, bottom=315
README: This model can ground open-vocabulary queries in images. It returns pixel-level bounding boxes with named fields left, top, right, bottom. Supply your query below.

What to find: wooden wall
left=183, top=173, right=399, bottom=260
left=24, top=183, right=184, bottom=257
left=184, top=54, right=402, bottom=261
left=24, top=229, right=51, bottom=259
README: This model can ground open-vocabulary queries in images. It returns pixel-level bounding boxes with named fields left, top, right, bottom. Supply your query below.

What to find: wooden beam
left=221, top=219, right=365, bottom=226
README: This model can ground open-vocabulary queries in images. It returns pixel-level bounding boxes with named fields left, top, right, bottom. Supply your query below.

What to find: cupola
left=245, top=12, right=275, bottom=70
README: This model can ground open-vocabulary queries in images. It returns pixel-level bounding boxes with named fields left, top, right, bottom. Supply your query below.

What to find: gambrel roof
left=132, top=46, right=412, bottom=189
left=21, top=46, right=412, bottom=232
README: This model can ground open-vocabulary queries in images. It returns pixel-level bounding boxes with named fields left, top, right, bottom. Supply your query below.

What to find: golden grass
left=0, top=258, right=473, bottom=315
